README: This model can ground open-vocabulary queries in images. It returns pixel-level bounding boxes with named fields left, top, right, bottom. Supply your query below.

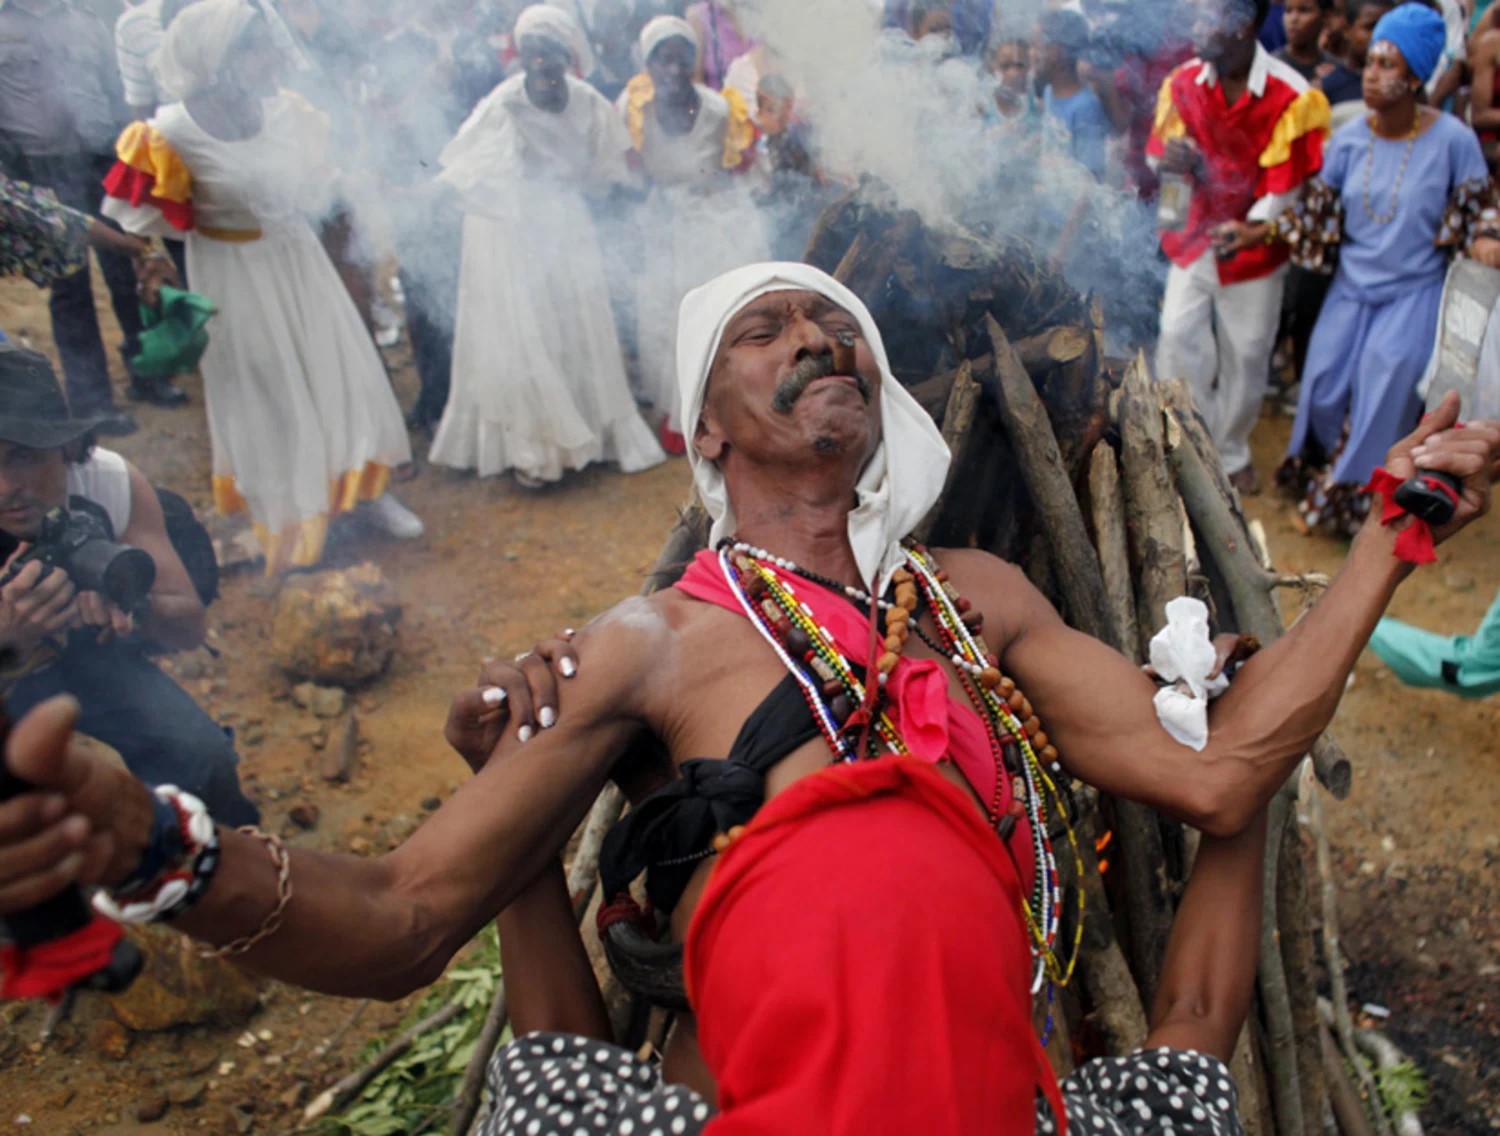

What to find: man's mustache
left=771, top=351, right=871, bottom=414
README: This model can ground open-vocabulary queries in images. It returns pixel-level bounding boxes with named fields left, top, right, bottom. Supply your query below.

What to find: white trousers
left=1155, top=252, right=1287, bottom=475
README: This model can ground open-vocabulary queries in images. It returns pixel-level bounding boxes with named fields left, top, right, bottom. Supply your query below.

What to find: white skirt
left=431, top=188, right=665, bottom=482
left=187, top=222, right=410, bottom=562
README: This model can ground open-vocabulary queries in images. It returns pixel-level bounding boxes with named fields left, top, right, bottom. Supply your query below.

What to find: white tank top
left=66, top=448, right=132, bottom=538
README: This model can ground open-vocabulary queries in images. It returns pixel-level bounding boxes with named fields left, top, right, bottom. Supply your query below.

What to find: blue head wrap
left=1371, top=3, right=1447, bottom=83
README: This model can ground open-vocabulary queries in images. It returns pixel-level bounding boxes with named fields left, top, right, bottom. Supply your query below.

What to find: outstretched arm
left=0, top=612, right=660, bottom=1000
left=1144, top=809, right=1269, bottom=1061
left=952, top=398, right=1499, bottom=837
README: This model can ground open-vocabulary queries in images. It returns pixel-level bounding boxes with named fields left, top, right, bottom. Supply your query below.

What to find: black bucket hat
left=0, top=345, right=108, bottom=449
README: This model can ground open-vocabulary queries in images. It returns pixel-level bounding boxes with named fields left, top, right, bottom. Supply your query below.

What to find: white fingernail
left=518, top=725, right=534, bottom=743
left=560, top=658, right=576, bottom=678
left=539, top=706, right=557, bottom=729
left=482, top=687, right=505, bottom=707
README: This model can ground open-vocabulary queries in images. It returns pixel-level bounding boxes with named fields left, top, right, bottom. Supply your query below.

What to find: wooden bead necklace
left=721, top=540, right=1085, bottom=995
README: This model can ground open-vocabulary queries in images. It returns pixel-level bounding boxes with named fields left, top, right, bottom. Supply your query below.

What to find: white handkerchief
left=1149, top=596, right=1231, bottom=751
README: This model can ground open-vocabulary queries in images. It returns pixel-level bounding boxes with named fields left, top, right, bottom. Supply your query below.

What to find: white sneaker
left=360, top=494, right=424, bottom=540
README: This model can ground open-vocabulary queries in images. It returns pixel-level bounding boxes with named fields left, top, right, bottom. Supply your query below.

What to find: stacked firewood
left=449, top=188, right=1373, bottom=1136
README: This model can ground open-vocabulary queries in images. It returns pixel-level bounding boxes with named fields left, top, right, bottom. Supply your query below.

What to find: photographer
left=0, top=346, right=257, bottom=826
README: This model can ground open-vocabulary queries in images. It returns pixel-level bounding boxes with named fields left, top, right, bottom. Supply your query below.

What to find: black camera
left=0, top=507, right=156, bottom=613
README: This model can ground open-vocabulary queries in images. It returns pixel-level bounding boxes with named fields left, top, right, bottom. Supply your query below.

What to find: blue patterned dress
left=1279, top=113, right=1495, bottom=534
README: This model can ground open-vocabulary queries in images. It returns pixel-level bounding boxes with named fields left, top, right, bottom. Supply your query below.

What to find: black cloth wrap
left=598, top=672, right=822, bottom=916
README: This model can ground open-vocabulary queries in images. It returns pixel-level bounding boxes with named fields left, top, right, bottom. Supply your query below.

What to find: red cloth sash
left=687, top=757, right=1067, bottom=1134
left=676, top=550, right=1039, bottom=897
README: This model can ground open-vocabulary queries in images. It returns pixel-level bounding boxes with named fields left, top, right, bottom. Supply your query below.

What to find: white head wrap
left=520, top=4, right=597, bottom=79
left=639, top=14, right=698, bottom=66
left=677, top=262, right=952, bottom=593
left=155, top=0, right=258, bottom=102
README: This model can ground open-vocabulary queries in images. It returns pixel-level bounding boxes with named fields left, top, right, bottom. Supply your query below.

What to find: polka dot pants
left=1046, top=1048, right=1245, bottom=1135
left=481, top=1034, right=1245, bottom=1135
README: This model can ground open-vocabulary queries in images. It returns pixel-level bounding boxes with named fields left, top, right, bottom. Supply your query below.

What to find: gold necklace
left=1361, top=111, right=1420, bottom=225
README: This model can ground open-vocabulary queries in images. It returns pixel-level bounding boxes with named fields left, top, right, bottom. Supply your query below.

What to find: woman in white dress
left=101, top=0, right=420, bottom=575
left=430, top=6, right=664, bottom=488
left=620, top=16, right=770, bottom=446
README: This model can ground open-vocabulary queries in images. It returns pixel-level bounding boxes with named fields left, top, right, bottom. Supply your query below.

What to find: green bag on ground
left=130, top=284, right=218, bottom=378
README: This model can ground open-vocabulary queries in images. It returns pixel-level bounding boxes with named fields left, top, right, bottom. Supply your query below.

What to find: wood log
left=1015, top=325, right=1093, bottom=374
left=1259, top=787, right=1307, bottom=1136
left=987, top=315, right=1116, bottom=646
left=1312, top=781, right=1396, bottom=1136
left=1024, top=528, right=1055, bottom=596
left=1086, top=443, right=1138, bottom=656
left=832, top=230, right=868, bottom=286
left=1232, top=1025, right=1271, bottom=1136
left=1313, top=734, right=1353, bottom=801
left=568, top=784, right=625, bottom=920
left=1108, top=353, right=1186, bottom=997
left=833, top=211, right=922, bottom=299
left=1118, top=353, right=1188, bottom=650
left=1049, top=339, right=1111, bottom=481
left=915, top=360, right=982, bottom=545
left=1156, top=378, right=1243, bottom=516
left=1277, top=804, right=1326, bottom=1130
left=1075, top=831, right=1149, bottom=1054
left=1321, top=1022, right=1378, bottom=1136
left=1163, top=409, right=1281, bottom=644
left=907, top=354, right=995, bottom=419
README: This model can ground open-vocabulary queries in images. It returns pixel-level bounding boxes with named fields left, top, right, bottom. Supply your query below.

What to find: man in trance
left=1, top=263, right=1496, bottom=1132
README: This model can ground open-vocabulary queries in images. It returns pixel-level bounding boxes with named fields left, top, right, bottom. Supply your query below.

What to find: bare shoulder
left=118, top=460, right=177, bottom=550
left=564, top=588, right=720, bottom=718
left=583, top=587, right=712, bottom=651
left=928, top=547, right=1064, bottom=650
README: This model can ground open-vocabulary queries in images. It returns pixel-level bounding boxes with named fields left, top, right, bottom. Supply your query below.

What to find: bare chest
left=644, top=600, right=990, bottom=798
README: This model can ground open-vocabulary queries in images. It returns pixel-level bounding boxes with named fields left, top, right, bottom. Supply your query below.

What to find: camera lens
left=70, top=543, right=157, bottom=611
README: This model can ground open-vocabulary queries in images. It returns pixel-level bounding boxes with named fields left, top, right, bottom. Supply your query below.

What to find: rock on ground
left=270, top=565, right=401, bottom=687
left=106, top=925, right=260, bottom=1032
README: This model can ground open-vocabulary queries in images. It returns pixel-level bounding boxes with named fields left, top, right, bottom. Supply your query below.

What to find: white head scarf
left=155, top=0, right=258, bottom=102
left=677, top=262, right=952, bottom=594
left=520, top=4, right=597, bottom=78
left=639, top=14, right=698, bottom=66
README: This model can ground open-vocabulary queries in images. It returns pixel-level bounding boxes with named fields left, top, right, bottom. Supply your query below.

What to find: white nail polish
left=539, top=706, right=557, bottom=729
left=482, top=687, right=505, bottom=707
left=560, top=657, right=576, bottom=678
left=518, top=725, right=534, bottom=743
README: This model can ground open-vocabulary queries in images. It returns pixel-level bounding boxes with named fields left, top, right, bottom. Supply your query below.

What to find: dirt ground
left=0, top=267, right=1496, bottom=1134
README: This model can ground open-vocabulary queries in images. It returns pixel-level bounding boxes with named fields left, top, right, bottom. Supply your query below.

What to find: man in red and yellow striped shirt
left=1149, top=0, right=1330, bottom=493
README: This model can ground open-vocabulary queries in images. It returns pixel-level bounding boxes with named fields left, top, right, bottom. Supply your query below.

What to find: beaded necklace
left=719, top=540, right=1085, bottom=997
left=1361, top=110, right=1420, bottom=226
